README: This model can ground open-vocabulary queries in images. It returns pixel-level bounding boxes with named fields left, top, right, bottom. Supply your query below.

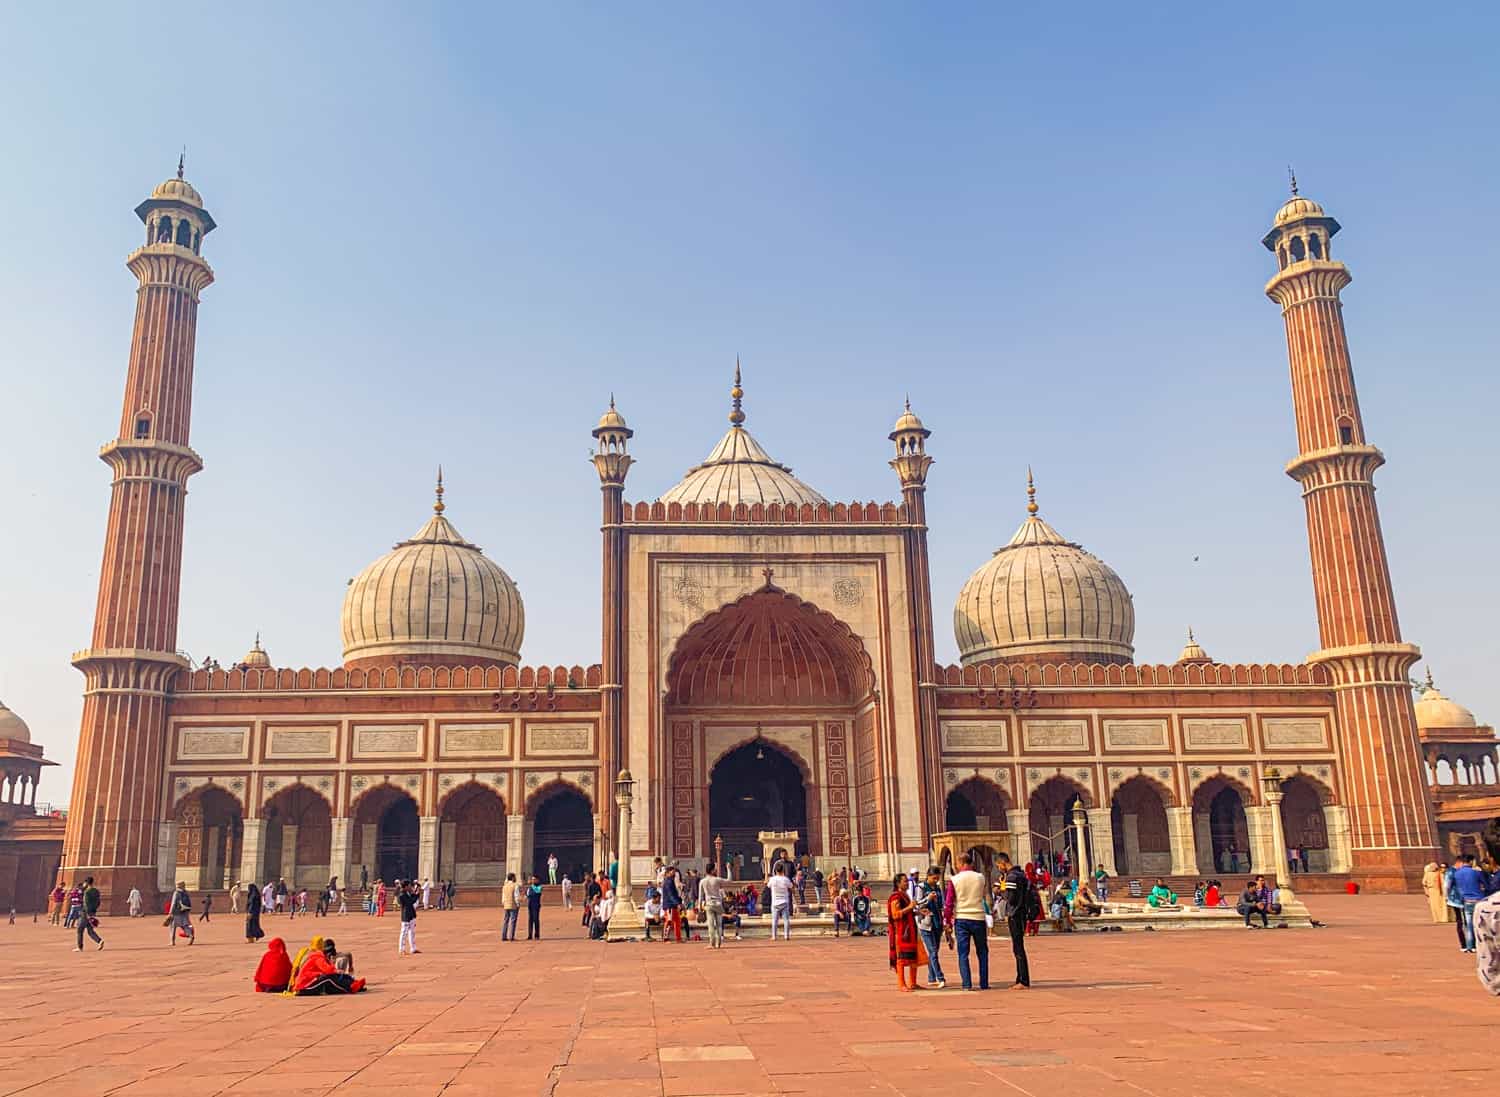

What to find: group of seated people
left=253, top=936, right=366, bottom=995
left=1042, top=877, right=1104, bottom=932
left=831, top=884, right=876, bottom=937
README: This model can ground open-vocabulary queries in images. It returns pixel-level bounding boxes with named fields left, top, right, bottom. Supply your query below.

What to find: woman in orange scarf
left=252, top=938, right=292, bottom=993
left=887, top=875, right=926, bottom=992
left=292, top=937, right=366, bottom=995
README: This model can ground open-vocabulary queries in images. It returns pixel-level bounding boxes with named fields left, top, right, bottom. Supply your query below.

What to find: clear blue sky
left=2, top=4, right=1496, bottom=803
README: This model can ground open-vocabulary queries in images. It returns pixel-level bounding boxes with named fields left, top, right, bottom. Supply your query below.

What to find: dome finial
left=178, top=148, right=186, bottom=181
left=434, top=466, right=445, bottom=515
left=1424, top=666, right=1435, bottom=690
left=1187, top=626, right=1195, bottom=643
left=1288, top=164, right=1298, bottom=197
left=609, top=392, right=616, bottom=410
left=1026, top=466, right=1038, bottom=516
left=254, top=630, right=261, bottom=649
left=729, top=356, right=746, bottom=427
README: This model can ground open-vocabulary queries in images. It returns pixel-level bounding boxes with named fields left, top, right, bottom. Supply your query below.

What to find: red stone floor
left=0, top=893, right=1493, bottom=1097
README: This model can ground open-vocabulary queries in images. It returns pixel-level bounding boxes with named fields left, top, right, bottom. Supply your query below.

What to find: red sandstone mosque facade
left=23, top=169, right=1495, bottom=914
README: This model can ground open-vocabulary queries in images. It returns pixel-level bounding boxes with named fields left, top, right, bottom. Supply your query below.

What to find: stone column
left=360, top=824, right=377, bottom=884
left=1323, top=805, right=1352, bottom=873
left=1006, top=809, right=1031, bottom=861
left=280, top=824, right=298, bottom=886
left=156, top=821, right=178, bottom=893
left=439, top=821, right=457, bottom=882
left=1086, top=807, right=1115, bottom=875
left=1261, top=771, right=1310, bottom=919
left=328, top=818, right=352, bottom=890
left=418, top=816, right=440, bottom=883
left=1166, top=806, right=1197, bottom=876
left=201, top=825, right=221, bottom=892
left=591, top=814, right=605, bottom=874
left=610, top=771, right=642, bottom=936
left=505, top=814, right=526, bottom=880
left=1193, top=812, right=1213, bottom=874
left=1070, top=803, right=1091, bottom=884
left=1120, top=813, right=1140, bottom=875
left=1244, top=807, right=1276, bottom=876
left=240, top=819, right=265, bottom=886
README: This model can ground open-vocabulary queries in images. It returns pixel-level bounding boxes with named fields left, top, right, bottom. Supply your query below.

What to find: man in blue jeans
left=1453, top=853, right=1487, bottom=953
left=914, top=866, right=946, bottom=988
left=944, top=852, right=989, bottom=990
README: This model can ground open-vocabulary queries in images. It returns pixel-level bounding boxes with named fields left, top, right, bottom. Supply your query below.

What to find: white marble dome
left=341, top=488, right=523, bottom=668
left=0, top=699, right=30, bottom=743
left=1414, top=680, right=1477, bottom=730
left=661, top=425, right=827, bottom=509
left=954, top=492, right=1134, bottom=666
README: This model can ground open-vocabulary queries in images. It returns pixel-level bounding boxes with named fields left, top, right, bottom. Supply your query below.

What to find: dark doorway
left=376, top=796, right=419, bottom=883
left=709, top=741, right=807, bottom=875
left=531, top=787, right=593, bottom=881
left=1208, top=786, right=1250, bottom=872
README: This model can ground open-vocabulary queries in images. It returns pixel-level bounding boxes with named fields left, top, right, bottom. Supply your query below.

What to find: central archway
left=353, top=786, right=420, bottom=884
left=529, top=784, right=593, bottom=882
left=709, top=740, right=809, bottom=871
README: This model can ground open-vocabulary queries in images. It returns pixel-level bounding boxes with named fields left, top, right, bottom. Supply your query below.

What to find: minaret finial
left=904, top=393, right=911, bottom=412
left=1288, top=165, right=1298, bottom=197
left=254, top=630, right=261, bottom=649
left=1187, top=626, right=1195, bottom=643
left=729, top=356, right=745, bottom=426
left=434, top=466, right=445, bottom=515
left=1026, top=466, right=1038, bottom=516
left=1424, top=666, right=1435, bottom=690
left=609, top=392, right=616, bottom=410
left=178, top=148, right=186, bottom=180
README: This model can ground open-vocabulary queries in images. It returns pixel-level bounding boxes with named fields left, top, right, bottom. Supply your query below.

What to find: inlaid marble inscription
left=1183, top=719, right=1248, bottom=750
left=441, top=722, right=510, bottom=756
left=1022, top=720, right=1088, bottom=751
left=1262, top=718, right=1327, bottom=748
left=178, top=726, right=248, bottom=758
left=266, top=726, right=337, bottom=759
left=941, top=721, right=1008, bottom=753
left=526, top=724, right=593, bottom=756
left=353, top=724, right=422, bottom=757
left=1103, top=720, right=1169, bottom=750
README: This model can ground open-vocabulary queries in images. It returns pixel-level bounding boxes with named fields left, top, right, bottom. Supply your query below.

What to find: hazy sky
left=2, top=4, right=1496, bottom=804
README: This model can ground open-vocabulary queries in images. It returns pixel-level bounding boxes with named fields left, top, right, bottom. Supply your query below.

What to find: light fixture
left=756, top=746, right=764, bottom=761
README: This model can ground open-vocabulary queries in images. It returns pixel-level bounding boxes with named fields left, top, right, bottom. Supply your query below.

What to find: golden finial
left=1026, top=466, right=1038, bottom=516
left=254, top=631, right=262, bottom=650
left=904, top=394, right=911, bottom=412
left=434, top=466, right=446, bottom=515
left=729, top=356, right=745, bottom=426
left=1288, top=165, right=1298, bottom=197
left=1424, top=666, right=1435, bottom=690
left=609, top=392, right=616, bottom=410
left=178, top=148, right=186, bottom=181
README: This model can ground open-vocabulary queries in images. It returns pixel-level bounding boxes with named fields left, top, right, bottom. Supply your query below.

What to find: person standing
left=1422, top=862, right=1452, bottom=924
left=64, top=883, right=82, bottom=929
left=1453, top=854, right=1487, bottom=953
left=126, top=886, right=143, bottom=919
left=168, top=882, right=195, bottom=946
left=561, top=873, right=574, bottom=911
left=547, top=852, right=559, bottom=886
left=661, top=866, right=684, bottom=943
left=48, top=882, right=65, bottom=925
left=887, top=875, right=925, bottom=992
left=375, top=879, right=389, bottom=917
left=198, top=892, right=213, bottom=922
left=583, top=872, right=602, bottom=929
left=997, top=852, right=1032, bottom=990
left=359, top=864, right=369, bottom=894
left=1473, top=817, right=1500, bottom=995
left=73, top=877, right=104, bottom=952
left=501, top=873, right=521, bottom=941
left=944, top=852, right=989, bottom=990
left=245, top=880, right=265, bottom=943
left=396, top=879, right=421, bottom=955
left=526, top=874, right=544, bottom=940
left=262, top=882, right=276, bottom=918
left=914, top=866, right=946, bottom=988
left=767, top=865, right=794, bottom=941
left=700, top=862, right=727, bottom=949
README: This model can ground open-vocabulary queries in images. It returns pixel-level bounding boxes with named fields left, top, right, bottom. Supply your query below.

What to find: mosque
left=17, top=167, right=1496, bottom=914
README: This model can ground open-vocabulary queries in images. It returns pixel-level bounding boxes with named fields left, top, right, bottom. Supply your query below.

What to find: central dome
left=954, top=477, right=1134, bottom=666
left=341, top=477, right=524, bottom=670
left=660, top=363, right=827, bottom=508
left=0, top=699, right=30, bottom=743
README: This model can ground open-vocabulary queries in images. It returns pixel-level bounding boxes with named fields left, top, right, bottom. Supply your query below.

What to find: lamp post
left=609, top=769, right=641, bottom=935
left=1070, top=800, right=1092, bottom=886
left=714, top=833, right=725, bottom=876
left=1260, top=766, right=1296, bottom=905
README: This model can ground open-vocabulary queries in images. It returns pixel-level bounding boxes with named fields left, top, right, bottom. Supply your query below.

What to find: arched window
left=1484, top=756, right=1497, bottom=785
left=1436, top=758, right=1454, bottom=785
left=134, top=411, right=152, bottom=439
left=175, top=220, right=191, bottom=246
left=191, top=229, right=202, bottom=254
left=1309, top=233, right=1324, bottom=259
left=1278, top=245, right=1288, bottom=270
left=1337, top=416, right=1355, bottom=445
left=157, top=216, right=173, bottom=243
left=1289, top=236, right=1306, bottom=262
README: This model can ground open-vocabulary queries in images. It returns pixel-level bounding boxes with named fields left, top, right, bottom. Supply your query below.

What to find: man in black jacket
left=73, top=877, right=103, bottom=952
left=997, top=852, right=1032, bottom=989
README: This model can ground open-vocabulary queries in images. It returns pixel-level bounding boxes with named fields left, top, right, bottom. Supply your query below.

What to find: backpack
left=1019, top=875, right=1042, bottom=923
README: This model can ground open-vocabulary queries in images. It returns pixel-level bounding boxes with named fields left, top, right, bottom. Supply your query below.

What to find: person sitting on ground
left=852, top=888, right=872, bottom=936
left=1146, top=878, right=1179, bottom=908
left=1193, top=880, right=1207, bottom=906
left=1204, top=879, right=1222, bottom=908
left=590, top=891, right=615, bottom=939
left=293, top=937, right=366, bottom=995
left=1049, top=882, right=1075, bottom=932
left=833, top=889, right=853, bottom=937
left=642, top=894, right=664, bottom=940
left=253, top=938, right=292, bottom=993
left=1237, top=878, right=1270, bottom=928
left=721, top=892, right=743, bottom=940
left=742, top=887, right=759, bottom=917
left=1071, top=879, right=1103, bottom=916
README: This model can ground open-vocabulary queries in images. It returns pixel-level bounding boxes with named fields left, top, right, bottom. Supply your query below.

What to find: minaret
left=61, top=162, right=215, bottom=911
left=1262, top=179, right=1437, bottom=889
left=889, top=399, right=942, bottom=839
left=592, top=394, right=634, bottom=855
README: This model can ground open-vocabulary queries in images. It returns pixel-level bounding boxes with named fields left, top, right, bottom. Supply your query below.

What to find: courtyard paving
left=0, top=892, right=1492, bottom=1096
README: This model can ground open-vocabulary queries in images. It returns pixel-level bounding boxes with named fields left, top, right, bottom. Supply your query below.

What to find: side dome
left=1273, top=195, right=1326, bottom=226
left=0, top=699, right=30, bottom=743
left=1414, top=674, right=1477, bottom=730
left=954, top=477, right=1134, bottom=666
left=341, top=477, right=524, bottom=670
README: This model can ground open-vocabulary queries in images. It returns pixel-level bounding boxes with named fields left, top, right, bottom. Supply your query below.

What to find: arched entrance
left=1110, top=777, right=1172, bottom=875
left=709, top=740, right=809, bottom=874
left=174, top=786, right=243, bottom=890
left=1028, top=776, right=1089, bottom=872
left=945, top=777, right=1010, bottom=832
left=354, top=786, right=420, bottom=884
left=262, top=784, right=332, bottom=890
left=1193, top=777, right=1252, bottom=874
left=1278, top=775, right=1330, bottom=872
left=530, top=784, right=592, bottom=882
left=440, top=783, right=507, bottom=886
left=663, top=581, right=877, bottom=867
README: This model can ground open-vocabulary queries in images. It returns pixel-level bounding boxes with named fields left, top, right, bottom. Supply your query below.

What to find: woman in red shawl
left=1024, top=863, right=1044, bottom=936
left=886, top=875, right=926, bottom=992
left=252, top=938, right=292, bottom=993
left=292, top=938, right=366, bottom=995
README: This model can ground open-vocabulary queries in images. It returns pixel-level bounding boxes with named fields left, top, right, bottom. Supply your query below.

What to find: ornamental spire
left=434, top=466, right=445, bottom=515
left=729, top=356, right=745, bottom=427
left=1288, top=164, right=1298, bottom=197
left=1026, top=467, right=1038, bottom=516
left=178, top=148, right=186, bottom=180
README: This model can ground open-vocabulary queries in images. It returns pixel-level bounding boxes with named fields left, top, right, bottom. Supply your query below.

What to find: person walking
left=501, top=873, right=521, bottom=941
left=768, top=865, right=794, bottom=941
left=245, top=880, right=265, bottom=943
left=914, top=866, right=946, bottom=988
left=64, top=883, right=82, bottom=929
left=337, top=886, right=348, bottom=915
left=526, top=874, right=543, bottom=940
left=48, top=883, right=65, bottom=925
left=944, top=852, right=989, bottom=990
left=547, top=852, right=559, bottom=886
left=73, top=876, right=104, bottom=951
left=561, top=873, right=574, bottom=911
left=700, top=862, right=727, bottom=949
left=421, top=878, right=432, bottom=910
left=997, top=852, right=1032, bottom=990
left=198, top=892, right=213, bottom=922
left=262, top=882, right=276, bottom=919
left=229, top=881, right=242, bottom=914
left=396, top=879, right=421, bottom=955
left=887, top=874, right=925, bottom=992
left=168, top=882, right=195, bottom=946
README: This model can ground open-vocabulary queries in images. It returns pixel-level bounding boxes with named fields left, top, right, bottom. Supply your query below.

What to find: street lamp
left=1070, top=800, right=1092, bottom=885
left=610, top=769, right=641, bottom=935
left=1260, top=766, right=1297, bottom=905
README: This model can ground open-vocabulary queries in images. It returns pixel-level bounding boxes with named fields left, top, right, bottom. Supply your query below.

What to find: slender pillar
left=592, top=399, right=634, bottom=861
left=1263, top=186, right=1437, bottom=890
left=1006, top=809, right=1031, bottom=860
left=202, top=825, right=221, bottom=891
left=417, top=816, right=440, bottom=882
left=240, top=819, right=265, bottom=887
left=62, top=164, right=216, bottom=913
left=505, top=814, right=525, bottom=879
left=609, top=771, right=641, bottom=936
left=279, top=824, right=298, bottom=886
left=1070, top=802, right=1091, bottom=884
left=438, top=821, right=457, bottom=882
left=1086, top=807, right=1115, bottom=875
left=1166, top=806, right=1197, bottom=876
left=156, top=822, right=178, bottom=892
left=328, top=818, right=352, bottom=890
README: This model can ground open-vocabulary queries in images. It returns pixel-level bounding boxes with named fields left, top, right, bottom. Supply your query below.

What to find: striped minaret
left=1263, top=180, right=1437, bottom=890
left=60, top=162, right=215, bottom=912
